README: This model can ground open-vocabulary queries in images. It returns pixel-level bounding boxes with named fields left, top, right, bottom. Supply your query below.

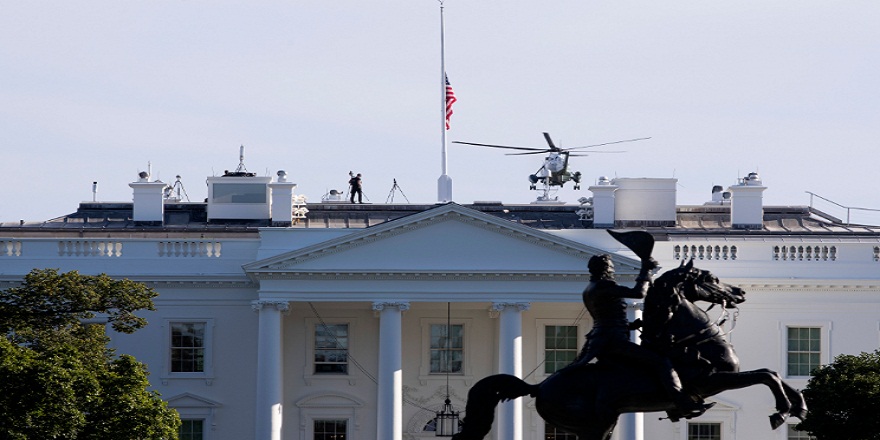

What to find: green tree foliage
left=796, top=349, right=880, bottom=440
left=0, top=269, right=180, bottom=439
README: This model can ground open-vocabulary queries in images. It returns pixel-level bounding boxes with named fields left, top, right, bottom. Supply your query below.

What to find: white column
left=492, top=302, right=530, bottom=440
left=253, top=300, right=289, bottom=440
left=372, top=301, right=410, bottom=440
left=619, top=300, right=644, bottom=440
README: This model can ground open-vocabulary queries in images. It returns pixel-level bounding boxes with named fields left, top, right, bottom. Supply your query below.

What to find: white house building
left=1, top=166, right=878, bottom=440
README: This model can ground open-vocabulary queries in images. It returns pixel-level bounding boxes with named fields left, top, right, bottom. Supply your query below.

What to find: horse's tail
left=451, top=374, right=539, bottom=440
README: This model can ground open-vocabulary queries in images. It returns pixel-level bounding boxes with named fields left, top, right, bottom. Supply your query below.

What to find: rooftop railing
left=806, top=191, right=880, bottom=226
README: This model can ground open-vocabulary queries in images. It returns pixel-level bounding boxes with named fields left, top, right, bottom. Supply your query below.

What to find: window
left=544, top=325, right=578, bottom=374
left=430, top=324, right=463, bottom=374
left=304, top=318, right=359, bottom=384
left=687, top=422, right=721, bottom=440
left=419, top=318, right=473, bottom=382
left=296, top=393, right=361, bottom=439
left=179, top=419, right=204, bottom=440
left=314, top=419, right=347, bottom=440
left=545, top=422, right=577, bottom=440
left=171, top=322, right=206, bottom=373
left=211, top=183, right=267, bottom=203
left=166, top=392, right=219, bottom=439
left=787, top=424, right=815, bottom=440
left=163, top=319, right=214, bottom=382
left=315, top=324, right=349, bottom=374
left=536, top=319, right=585, bottom=377
left=787, top=327, right=821, bottom=376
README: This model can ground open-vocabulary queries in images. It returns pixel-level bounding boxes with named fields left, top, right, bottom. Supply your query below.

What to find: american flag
left=445, top=74, right=457, bottom=130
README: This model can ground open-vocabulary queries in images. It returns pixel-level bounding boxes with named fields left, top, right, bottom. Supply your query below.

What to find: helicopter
left=453, top=132, right=650, bottom=200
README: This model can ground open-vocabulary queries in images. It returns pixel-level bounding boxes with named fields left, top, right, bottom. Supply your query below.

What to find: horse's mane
left=653, top=264, right=695, bottom=288
left=641, top=264, right=698, bottom=346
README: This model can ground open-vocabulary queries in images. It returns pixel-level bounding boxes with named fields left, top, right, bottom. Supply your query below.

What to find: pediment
left=245, top=203, right=638, bottom=276
left=704, top=396, right=740, bottom=411
left=166, top=392, right=221, bottom=408
left=295, top=392, right=364, bottom=408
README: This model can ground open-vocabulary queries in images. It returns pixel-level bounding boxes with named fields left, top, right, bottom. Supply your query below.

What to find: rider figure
left=576, top=254, right=714, bottom=418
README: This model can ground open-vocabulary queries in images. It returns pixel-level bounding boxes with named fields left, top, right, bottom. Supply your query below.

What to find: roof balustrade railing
left=806, top=191, right=880, bottom=226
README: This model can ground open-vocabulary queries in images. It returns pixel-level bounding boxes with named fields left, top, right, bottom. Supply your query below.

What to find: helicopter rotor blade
left=452, top=141, right=545, bottom=152
left=505, top=151, right=552, bottom=156
left=542, top=132, right=557, bottom=150
left=566, top=137, right=651, bottom=151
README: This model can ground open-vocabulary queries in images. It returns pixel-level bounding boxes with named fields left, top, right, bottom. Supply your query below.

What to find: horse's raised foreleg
left=692, top=369, right=792, bottom=429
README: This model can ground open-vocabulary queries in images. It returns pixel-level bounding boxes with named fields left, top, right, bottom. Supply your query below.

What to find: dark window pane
left=314, top=419, right=347, bottom=440
left=315, top=324, right=349, bottom=375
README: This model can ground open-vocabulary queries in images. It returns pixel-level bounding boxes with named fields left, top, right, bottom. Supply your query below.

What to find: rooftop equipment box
left=613, top=177, right=677, bottom=227
left=207, top=175, right=272, bottom=221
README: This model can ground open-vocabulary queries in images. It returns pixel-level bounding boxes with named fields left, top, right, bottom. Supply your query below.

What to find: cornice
left=737, top=283, right=880, bottom=291
left=248, top=270, right=590, bottom=282
left=0, top=278, right=253, bottom=290
left=143, top=280, right=254, bottom=289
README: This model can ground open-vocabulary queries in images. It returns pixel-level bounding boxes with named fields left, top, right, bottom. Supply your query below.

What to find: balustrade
left=773, top=245, right=837, bottom=261
left=673, top=244, right=737, bottom=261
left=158, top=241, right=222, bottom=257
left=58, top=240, right=123, bottom=257
left=0, top=240, right=22, bottom=256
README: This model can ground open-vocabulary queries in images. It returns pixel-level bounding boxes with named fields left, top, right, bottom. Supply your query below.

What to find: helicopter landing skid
left=531, top=198, right=565, bottom=205
left=531, top=185, right=565, bottom=205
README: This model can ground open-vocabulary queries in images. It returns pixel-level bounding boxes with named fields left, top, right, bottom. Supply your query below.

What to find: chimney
left=129, top=171, right=167, bottom=225
left=588, top=176, right=618, bottom=228
left=711, top=185, right=724, bottom=203
left=705, top=185, right=731, bottom=205
left=728, top=172, right=766, bottom=229
left=269, top=170, right=298, bottom=226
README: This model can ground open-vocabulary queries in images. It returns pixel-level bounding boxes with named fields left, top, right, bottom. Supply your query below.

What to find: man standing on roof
left=576, top=253, right=714, bottom=419
left=349, top=172, right=363, bottom=204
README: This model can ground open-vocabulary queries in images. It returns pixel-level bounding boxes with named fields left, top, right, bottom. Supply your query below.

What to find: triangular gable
left=704, top=395, right=740, bottom=411
left=295, top=392, right=364, bottom=408
left=166, top=392, right=222, bottom=408
left=244, top=203, right=639, bottom=276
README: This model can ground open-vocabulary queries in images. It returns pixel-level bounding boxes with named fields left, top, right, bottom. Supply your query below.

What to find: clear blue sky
left=2, top=1, right=878, bottom=223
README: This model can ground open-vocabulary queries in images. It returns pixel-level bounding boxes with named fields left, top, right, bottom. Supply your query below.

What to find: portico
left=243, top=204, right=630, bottom=439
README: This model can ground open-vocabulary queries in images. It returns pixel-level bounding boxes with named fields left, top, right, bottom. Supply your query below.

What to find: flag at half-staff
left=445, top=74, right=457, bottom=130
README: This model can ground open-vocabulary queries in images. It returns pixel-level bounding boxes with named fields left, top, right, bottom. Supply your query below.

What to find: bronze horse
left=452, top=261, right=806, bottom=440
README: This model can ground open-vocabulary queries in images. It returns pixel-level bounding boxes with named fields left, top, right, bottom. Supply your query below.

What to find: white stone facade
left=2, top=201, right=879, bottom=440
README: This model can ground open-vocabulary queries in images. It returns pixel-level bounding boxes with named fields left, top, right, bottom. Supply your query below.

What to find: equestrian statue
left=452, top=230, right=806, bottom=440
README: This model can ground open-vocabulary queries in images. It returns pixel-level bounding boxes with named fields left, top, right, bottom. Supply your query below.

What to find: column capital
left=371, top=301, right=411, bottom=312
left=251, top=300, right=290, bottom=313
left=490, top=302, right=531, bottom=314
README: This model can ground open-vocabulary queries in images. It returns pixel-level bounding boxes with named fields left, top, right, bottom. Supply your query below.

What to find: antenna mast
left=235, top=145, right=248, bottom=174
left=164, top=175, right=190, bottom=202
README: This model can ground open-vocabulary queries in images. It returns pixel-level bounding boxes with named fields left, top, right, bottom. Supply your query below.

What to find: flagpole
left=437, top=0, right=453, bottom=202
